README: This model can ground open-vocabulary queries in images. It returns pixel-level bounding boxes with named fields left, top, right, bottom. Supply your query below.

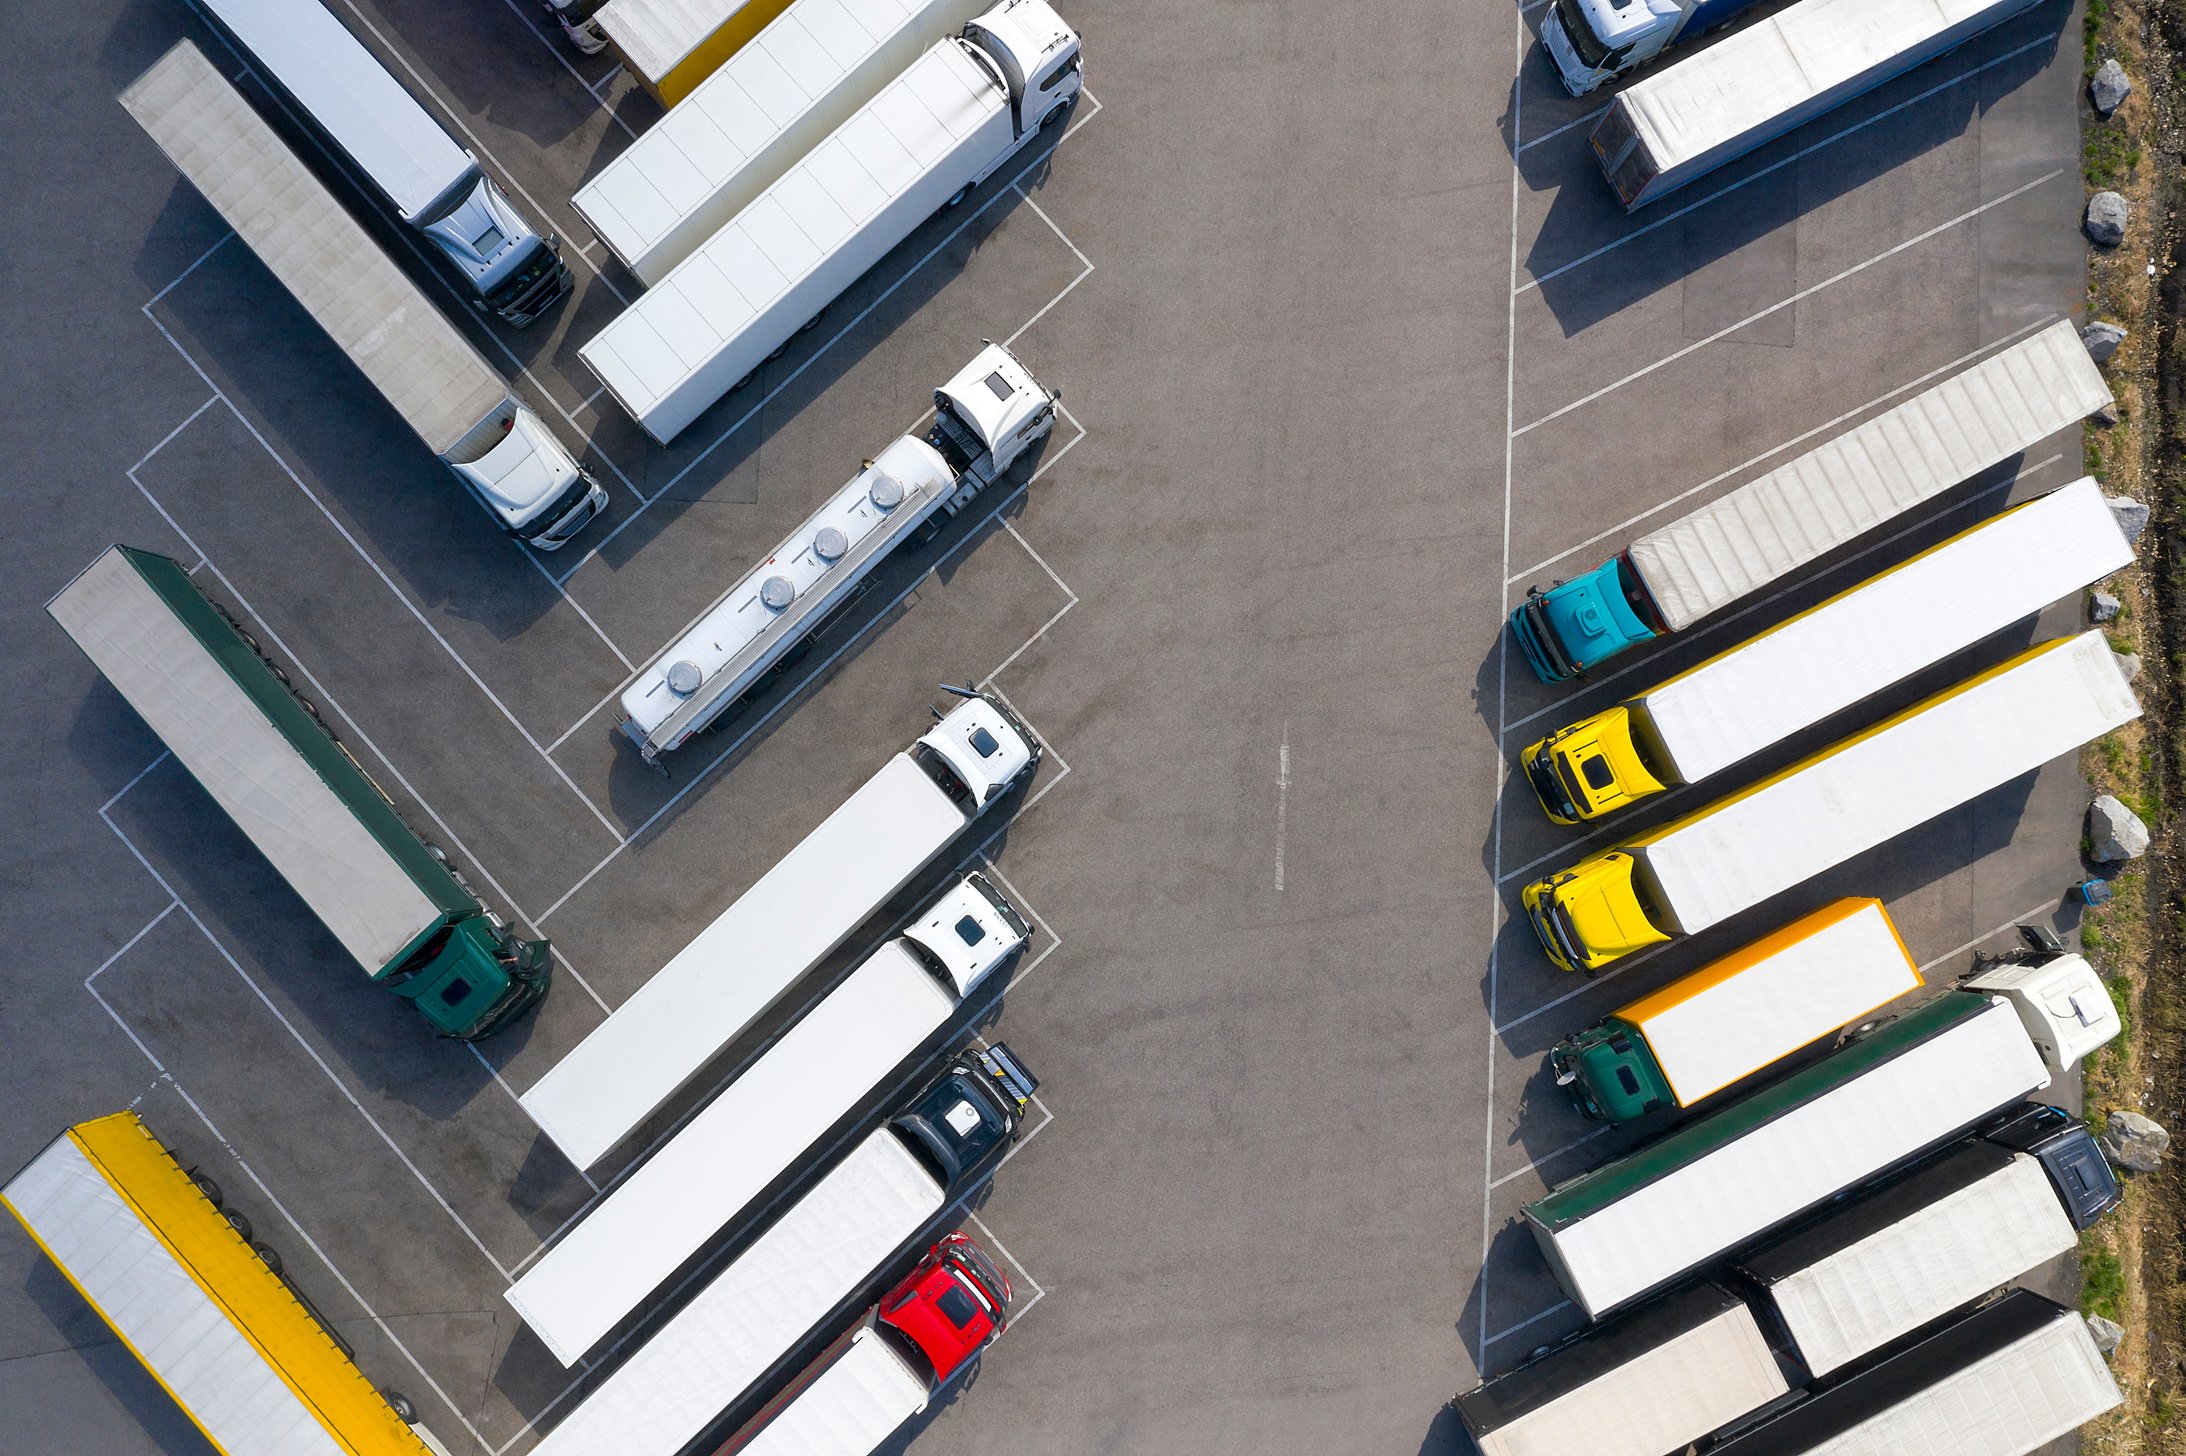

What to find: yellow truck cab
left=1521, top=706, right=1670, bottom=823
left=1522, top=852, right=1674, bottom=973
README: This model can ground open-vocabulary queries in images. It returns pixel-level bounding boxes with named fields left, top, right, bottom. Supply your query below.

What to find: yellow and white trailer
left=1, top=1112, right=446, bottom=1456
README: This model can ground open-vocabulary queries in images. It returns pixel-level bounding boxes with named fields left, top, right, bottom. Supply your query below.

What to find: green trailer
left=49, top=546, right=548, bottom=1038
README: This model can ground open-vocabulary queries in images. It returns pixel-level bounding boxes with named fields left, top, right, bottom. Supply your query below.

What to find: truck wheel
left=252, top=1242, right=283, bottom=1275
left=383, top=1391, right=418, bottom=1424
left=765, top=342, right=790, bottom=362
left=223, top=1209, right=253, bottom=1242
left=946, top=186, right=969, bottom=208
left=190, top=1173, right=223, bottom=1208
left=799, top=312, right=822, bottom=333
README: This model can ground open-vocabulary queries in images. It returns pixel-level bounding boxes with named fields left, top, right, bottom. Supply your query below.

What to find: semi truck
left=521, top=689, right=1036, bottom=1168
left=1550, top=897, right=1922, bottom=1124
left=720, top=1231, right=1013, bottom=1456
left=121, top=44, right=608, bottom=550
left=184, top=0, right=572, bottom=323
left=580, top=0, right=1082, bottom=443
left=2, top=1112, right=455, bottom=1456
left=1454, top=1112, right=2110, bottom=1454
left=1509, top=320, right=2110, bottom=683
left=1703, top=1290, right=2119, bottom=1456
left=509, top=874, right=1029, bottom=1364
left=1521, top=631, right=2140, bottom=974
left=1521, top=477, right=2133, bottom=823
left=597, top=0, right=801, bottom=105
left=618, top=343, right=1058, bottom=764
left=1522, top=988, right=2101, bottom=1320
left=1589, top=0, right=2051, bottom=210
left=526, top=1045, right=1035, bottom=1456
left=49, top=547, right=549, bottom=1039
left=576, top=0, right=996, bottom=285
left=1541, top=0, right=1767, bottom=96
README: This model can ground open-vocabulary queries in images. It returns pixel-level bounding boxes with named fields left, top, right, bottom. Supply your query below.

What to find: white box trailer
left=1705, top=1291, right=2120, bottom=1456
left=520, top=691, right=1036, bottom=1169
left=2, top=1113, right=449, bottom=1456
left=1451, top=1281, right=1792, bottom=1456
left=184, top=0, right=571, bottom=322
left=120, top=43, right=608, bottom=549
left=1524, top=992, right=2056, bottom=1319
left=576, top=0, right=993, bottom=284
left=525, top=1046, right=1034, bottom=1456
left=510, top=876, right=1027, bottom=1363
left=1510, top=321, right=2113, bottom=684
left=617, top=343, right=1058, bottom=763
left=580, top=0, right=1082, bottom=443
left=1521, top=477, right=2133, bottom=822
left=1522, top=631, right=2144, bottom=972
left=1590, top=0, right=2050, bottom=209
left=1737, top=1141, right=2077, bottom=1378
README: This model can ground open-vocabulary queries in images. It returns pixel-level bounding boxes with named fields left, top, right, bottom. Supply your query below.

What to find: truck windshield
left=1553, top=0, right=1616, bottom=68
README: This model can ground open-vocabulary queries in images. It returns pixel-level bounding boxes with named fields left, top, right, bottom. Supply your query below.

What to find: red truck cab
left=878, top=1233, right=1012, bottom=1382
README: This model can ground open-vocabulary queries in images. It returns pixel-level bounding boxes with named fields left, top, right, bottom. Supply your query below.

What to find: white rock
left=2089, top=794, right=2150, bottom=862
left=2092, top=59, right=2132, bottom=117
left=2087, top=191, right=2129, bottom=247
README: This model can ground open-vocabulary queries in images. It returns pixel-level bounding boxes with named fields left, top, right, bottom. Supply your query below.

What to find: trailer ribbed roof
left=119, top=42, right=507, bottom=456
left=1628, top=319, right=2110, bottom=632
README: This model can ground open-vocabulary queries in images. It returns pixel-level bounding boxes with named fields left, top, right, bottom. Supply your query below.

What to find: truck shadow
left=1506, top=0, right=2065, bottom=340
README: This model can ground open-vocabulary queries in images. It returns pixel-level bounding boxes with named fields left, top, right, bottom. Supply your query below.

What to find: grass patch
left=2088, top=0, right=2111, bottom=72
left=2087, top=124, right=2143, bottom=188
left=2085, top=1236, right=2126, bottom=1323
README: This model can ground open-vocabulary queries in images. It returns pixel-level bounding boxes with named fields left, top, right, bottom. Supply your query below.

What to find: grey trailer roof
left=119, top=41, right=509, bottom=457
left=188, top=0, right=473, bottom=222
left=46, top=547, right=440, bottom=974
left=1627, top=320, right=2111, bottom=632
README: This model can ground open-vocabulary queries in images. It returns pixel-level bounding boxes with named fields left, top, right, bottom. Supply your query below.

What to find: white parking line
left=1504, top=318, right=2058, bottom=585
left=92, top=804, right=519, bottom=1283
left=1476, top=2, right=1531, bottom=1364
left=131, top=330, right=629, bottom=846
left=1517, top=106, right=1606, bottom=156
left=1518, top=36, right=2056, bottom=294
left=1510, top=170, right=2065, bottom=439
left=1486, top=1126, right=1612, bottom=1191
left=155, top=1072, right=499, bottom=1454
left=535, top=424, right=1087, bottom=921
left=106, top=458, right=615, bottom=1019
left=1484, top=1300, right=1574, bottom=1348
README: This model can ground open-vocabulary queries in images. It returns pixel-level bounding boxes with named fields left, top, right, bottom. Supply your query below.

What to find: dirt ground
left=2074, top=0, right=2186, bottom=1446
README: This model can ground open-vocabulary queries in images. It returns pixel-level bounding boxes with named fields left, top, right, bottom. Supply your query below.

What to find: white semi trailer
left=618, top=342, right=1057, bottom=764
left=1522, top=632, right=2143, bottom=973
left=120, top=43, right=609, bottom=549
left=575, top=0, right=997, bottom=284
left=509, top=874, right=1030, bottom=1363
left=1589, top=0, right=2050, bottom=210
left=1523, top=988, right=2103, bottom=1319
left=525, top=1045, right=1035, bottom=1456
left=580, top=0, right=1082, bottom=442
left=186, top=0, right=572, bottom=323
left=1521, top=477, right=2135, bottom=822
left=520, top=690, right=1037, bottom=1169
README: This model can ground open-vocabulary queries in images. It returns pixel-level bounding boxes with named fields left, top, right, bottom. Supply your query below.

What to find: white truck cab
left=899, top=873, right=1034, bottom=998
left=1542, top=0, right=1762, bottom=95
left=1966, top=950, right=2122, bottom=1082
left=446, top=405, right=609, bottom=549
left=931, top=342, right=1060, bottom=489
left=964, top=0, right=1084, bottom=124
left=914, top=691, right=1039, bottom=809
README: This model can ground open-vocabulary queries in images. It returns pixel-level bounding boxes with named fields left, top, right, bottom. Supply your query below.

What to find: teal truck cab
left=1510, top=554, right=1666, bottom=682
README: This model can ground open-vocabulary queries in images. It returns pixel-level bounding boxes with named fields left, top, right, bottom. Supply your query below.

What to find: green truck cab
left=49, top=546, right=549, bottom=1040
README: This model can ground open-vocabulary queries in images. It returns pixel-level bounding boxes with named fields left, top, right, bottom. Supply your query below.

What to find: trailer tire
left=799, top=311, right=822, bottom=333
left=383, top=1391, right=418, bottom=1424
left=190, top=1173, right=223, bottom=1208
left=765, top=342, right=790, bottom=362
left=252, top=1242, right=283, bottom=1275
left=223, top=1209, right=253, bottom=1242
left=946, top=185, right=969, bottom=208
